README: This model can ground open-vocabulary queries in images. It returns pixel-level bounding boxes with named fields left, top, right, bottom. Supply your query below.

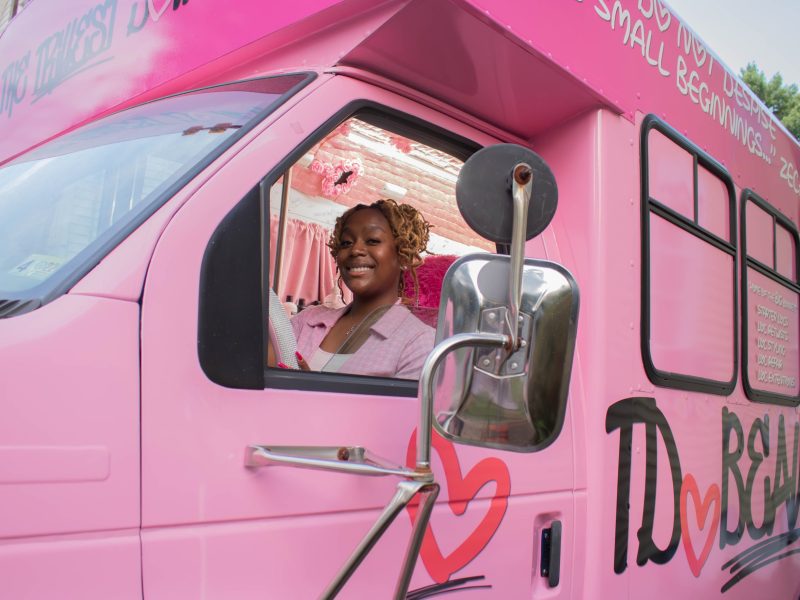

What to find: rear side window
left=741, top=190, right=800, bottom=405
left=641, top=115, right=737, bottom=395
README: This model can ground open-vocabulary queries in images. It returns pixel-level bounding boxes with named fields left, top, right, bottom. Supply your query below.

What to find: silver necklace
left=342, top=309, right=361, bottom=337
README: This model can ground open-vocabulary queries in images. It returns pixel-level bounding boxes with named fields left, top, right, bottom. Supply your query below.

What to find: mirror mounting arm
left=508, top=163, right=533, bottom=350
left=416, top=332, right=510, bottom=469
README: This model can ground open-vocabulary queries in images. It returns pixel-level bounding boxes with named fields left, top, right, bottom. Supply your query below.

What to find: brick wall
left=289, top=118, right=492, bottom=251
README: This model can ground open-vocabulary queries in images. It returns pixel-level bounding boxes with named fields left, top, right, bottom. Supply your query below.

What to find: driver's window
left=266, top=110, right=489, bottom=386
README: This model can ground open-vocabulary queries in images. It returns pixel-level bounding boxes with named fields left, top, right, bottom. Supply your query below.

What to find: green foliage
left=740, top=62, right=800, bottom=140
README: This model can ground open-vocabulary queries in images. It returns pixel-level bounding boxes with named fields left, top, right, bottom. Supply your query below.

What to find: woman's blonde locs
left=328, top=199, right=431, bottom=303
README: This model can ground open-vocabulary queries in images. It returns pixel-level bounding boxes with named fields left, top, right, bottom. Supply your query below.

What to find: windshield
left=0, top=74, right=310, bottom=311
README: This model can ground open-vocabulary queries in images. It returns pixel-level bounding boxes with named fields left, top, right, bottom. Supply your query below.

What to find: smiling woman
left=290, top=200, right=435, bottom=379
left=263, top=111, right=490, bottom=387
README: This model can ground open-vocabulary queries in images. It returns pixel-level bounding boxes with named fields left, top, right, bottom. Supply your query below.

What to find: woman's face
left=337, top=208, right=402, bottom=303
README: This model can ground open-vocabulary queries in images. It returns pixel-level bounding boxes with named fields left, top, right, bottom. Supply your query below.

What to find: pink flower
left=317, top=158, right=364, bottom=198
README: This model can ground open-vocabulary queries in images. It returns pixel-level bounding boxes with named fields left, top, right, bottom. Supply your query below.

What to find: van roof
left=2, top=0, right=798, bottom=210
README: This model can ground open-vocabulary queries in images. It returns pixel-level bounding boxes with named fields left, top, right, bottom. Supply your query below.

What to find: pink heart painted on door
left=406, top=431, right=511, bottom=584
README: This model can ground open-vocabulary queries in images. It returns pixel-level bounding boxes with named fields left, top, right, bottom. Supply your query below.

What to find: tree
left=740, top=62, right=800, bottom=140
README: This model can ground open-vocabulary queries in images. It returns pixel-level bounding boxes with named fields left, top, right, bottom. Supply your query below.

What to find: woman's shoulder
left=406, top=308, right=436, bottom=336
left=385, top=307, right=436, bottom=379
left=382, top=304, right=435, bottom=338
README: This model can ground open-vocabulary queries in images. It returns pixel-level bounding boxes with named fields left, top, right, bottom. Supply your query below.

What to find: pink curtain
left=269, top=216, right=340, bottom=305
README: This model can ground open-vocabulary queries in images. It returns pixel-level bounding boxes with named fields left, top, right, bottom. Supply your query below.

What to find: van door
left=140, top=74, right=577, bottom=598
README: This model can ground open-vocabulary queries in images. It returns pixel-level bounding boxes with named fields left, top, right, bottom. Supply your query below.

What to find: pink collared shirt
left=291, top=304, right=435, bottom=380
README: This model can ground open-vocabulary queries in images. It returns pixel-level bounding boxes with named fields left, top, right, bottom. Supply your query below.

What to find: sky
left=665, top=0, right=800, bottom=87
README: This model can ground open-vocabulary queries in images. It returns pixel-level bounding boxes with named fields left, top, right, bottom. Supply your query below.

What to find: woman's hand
left=277, top=351, right=310, bottom=371
left=295, top=352, right=310, bottom=371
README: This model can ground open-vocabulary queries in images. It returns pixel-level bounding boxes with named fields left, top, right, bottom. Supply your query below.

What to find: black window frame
left=740, top=189, right=800, bottom=406
left=640, top=114, right=738, bottom=395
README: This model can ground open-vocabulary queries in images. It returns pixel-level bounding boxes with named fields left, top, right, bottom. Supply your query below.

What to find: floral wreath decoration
left=311, top=157, right=363, bottom=198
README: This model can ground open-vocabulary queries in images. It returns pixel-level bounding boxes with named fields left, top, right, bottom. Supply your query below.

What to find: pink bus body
left=1, top=1, right=799, bottom=598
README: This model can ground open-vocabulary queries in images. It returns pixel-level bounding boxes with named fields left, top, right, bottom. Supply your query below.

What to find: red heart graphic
left=406, top=431, right=511, bottom=584
left=680, top=473, right=721, bottom=577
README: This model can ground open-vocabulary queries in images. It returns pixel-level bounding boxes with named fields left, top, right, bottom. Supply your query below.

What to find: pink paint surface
left=0, top=1, right=798, bottom=598
left=0, top=295, right=139, bottom=539
left=0, top=532, right=141, bottom=600
left=0, top=295, right=140, bottom=598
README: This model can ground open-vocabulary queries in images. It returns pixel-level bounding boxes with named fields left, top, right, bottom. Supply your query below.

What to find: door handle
left=245, top=444, right=431, bottom=481
left=540, top=520, right=562, bottom=588
left=245, top=445, right=437, bottom=599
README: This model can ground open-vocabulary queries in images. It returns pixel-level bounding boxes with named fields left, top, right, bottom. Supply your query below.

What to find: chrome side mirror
left=425, top=144, right=579, bottom=452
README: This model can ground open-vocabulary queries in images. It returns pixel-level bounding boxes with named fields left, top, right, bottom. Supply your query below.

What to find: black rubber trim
left=0, top=72, right=316, bottom=320
left=261, top=100, right=481, bottom=397
left=266, top=368, right=421, bottom=397
left=198, top=184, right=265, bottom=390
left=649, top=200, right=734, bottom=255
left=740, top=189, right=800, bottom=406
left=693, top=154, right=699, bottom=222
left=640, top=114, right=738, bottom=395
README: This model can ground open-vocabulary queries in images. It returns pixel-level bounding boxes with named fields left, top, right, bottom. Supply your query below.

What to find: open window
left=198, top=103, right=491, bottom=394
left=741, top=190, right=800, bottom=405
left=265, top=107, right=491, bottom=393
left=640, top=115, right=738, bottom=395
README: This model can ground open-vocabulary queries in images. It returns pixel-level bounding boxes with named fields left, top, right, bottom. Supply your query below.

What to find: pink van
left=0, top=1, right=798, bottom=598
